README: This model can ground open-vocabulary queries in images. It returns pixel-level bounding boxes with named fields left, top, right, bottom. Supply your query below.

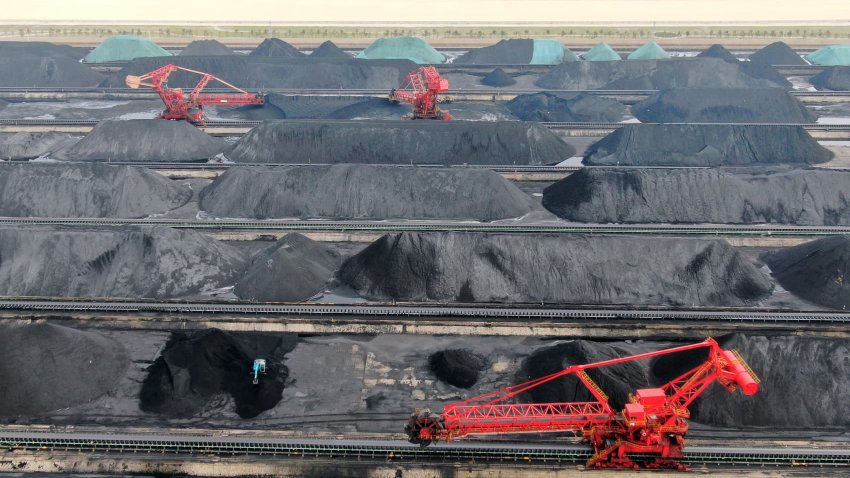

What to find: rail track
left=2, top=299, right=848, bottom=324
left=1, top=217, right=848, bottom=237
left=1, top=431, right=847, bottom=467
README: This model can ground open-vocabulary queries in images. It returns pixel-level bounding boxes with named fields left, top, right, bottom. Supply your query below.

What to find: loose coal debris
left=762, top=236, right=850, bottom=310
left=429, top=349, right=489, bottom=389
left=506, top=92, right=627, bottom=122
left=0, top=323, right=129, bottom=417
left=226, top=120, right=574, bottom=166
left=54, top=119, right=226, bottom=162
left=198, top=165, right=542, bottom=221
left=140, top=329, right=297, bottom=419
left=0, top=162, right=191, bottom=218
left=339, top=233, right=772, bottom=306
left=233, top=233, right=342, bottom=302
left=542, top=168, right=850, bottom=226
left=632, top=88, right=816, bottom=123
left=583, top=124, right=832, bottom=166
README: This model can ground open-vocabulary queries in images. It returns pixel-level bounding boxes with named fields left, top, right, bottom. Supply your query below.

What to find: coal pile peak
left=180, top=39, right=235, bottom=56
left=429, top=349, right=489, bottom=389
left=0, top=162, right=191, bottom=218
left=749, top=41, right=807, bottom=66
left=697, top=44, right=738, bottom=63
left=310, top=40, right=350, bottom=58
left=543, top=168, right=850, bottom=226
left=583, top=124, right=832, bottom=167
left=250, top=38, right=305, bottom=57
left=454, top=39, right=534, bottom=64
left=234, top=233, right=342, bottom=302
left=763, top=236, right=850, bottom=310
left=55, top=119, right=226, bottom=162
left=140, top=329, right=297, bottom=419
left=339, top=232, right=772, bottom=307
left=225, top=120, right=574, bottom=166
left=199, top=164, right=543, bottom=221
left=632, top=88, right=816, bottom=123
left=480, top=68, right=516, bottom=87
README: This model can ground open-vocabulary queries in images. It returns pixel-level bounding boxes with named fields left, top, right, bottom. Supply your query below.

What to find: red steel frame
left=389, top=66, right=453, bottom=120
left=406, top=338, right=759, bottom=470
left=125, top=64, right=265, bottom=126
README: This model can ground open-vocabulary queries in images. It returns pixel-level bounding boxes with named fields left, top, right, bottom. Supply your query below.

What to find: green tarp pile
left=530, top=39, right=578, bottom=64
left=628, top=41, right=670, bottom=60
left=582, top=43, right=621, bottom=61
left=84, top=35, right=171, bottom=63
left=356, top=36, right=445, bottom=64
left=805, top=45, right=850, bottom=66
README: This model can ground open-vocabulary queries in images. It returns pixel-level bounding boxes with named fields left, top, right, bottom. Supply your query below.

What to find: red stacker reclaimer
left=125, top=64, right=264, bottom=126
left=406, top=338, right=760, bottom=470
left=389, top=66, right=453, bottom=120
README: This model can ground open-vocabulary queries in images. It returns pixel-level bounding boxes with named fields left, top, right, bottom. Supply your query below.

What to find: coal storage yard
left=0, top=34, right=849, bottom=477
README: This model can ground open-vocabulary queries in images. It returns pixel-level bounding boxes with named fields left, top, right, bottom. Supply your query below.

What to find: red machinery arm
left=389, top=66, right=452, bottom=120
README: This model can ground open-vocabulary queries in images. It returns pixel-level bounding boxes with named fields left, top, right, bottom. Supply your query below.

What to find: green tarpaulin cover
left=582, top=43, right=622, bottom=61
left=356, top=36, right=445, bottom=64
left=628, top=41, right=670, bottom=60
left=530, top=39, right=576, bottom=64
left=84, top=35, right=171, bottom=63
left=806, top=45, right=850, bottom=66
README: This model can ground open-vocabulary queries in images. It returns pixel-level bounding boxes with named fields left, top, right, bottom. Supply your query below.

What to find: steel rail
left=0, top=217, right=848, bottom=236
left=0, top=299, right=848, bottom=324
left=0, top=431, right=847, bottom=467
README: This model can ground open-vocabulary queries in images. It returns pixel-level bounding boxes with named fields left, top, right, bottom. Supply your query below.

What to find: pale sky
left=2, top=0, right=849, bottom=24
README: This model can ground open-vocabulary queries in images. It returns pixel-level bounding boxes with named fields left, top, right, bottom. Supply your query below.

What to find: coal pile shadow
left=140, top=329, right=298, bottom=419
left=429, top=349, right=489, bottom=389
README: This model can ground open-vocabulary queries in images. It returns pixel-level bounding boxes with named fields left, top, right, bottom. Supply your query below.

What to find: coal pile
left=199, top=165, right=541, bottom=221
left=55, top=119, right=225, bottom=162
left=0, top=41, right=88, bottom=60
left=0, top=99, right=5, bottom=112
left=652, top=334, right=850, bottom=428
left=180, top=39, right=235, bottom=56
left=0, top=323, right=129, bottom=417
left=310, top=40, right=349, bottom=58
left=506, top=92, right=627, bottom=122
left=519, top=341, right=648, bottom=409
left=535, top=58, right=782, bottom=90
left=429, top=349, right=488, bottom=389
left=740, top=61, right=793, bottom=88
left=234, top=94, right=406, bottom=120
left=455, top=39, right=532, bottom=64
left=140, top=329, right=297, bottom=418
left=480, top=68, right=516, bottom=87
left=250, top=38, right=305, bottom=57
left=632, top=88, right=816, bottom=123
left=583, top=124, right=832, bottom=166
left=106, top=56, right=414, bottom=89
left=697, top=44, right=738, bottom=63
left=339, top=233, right=772, bottom=306
left=749, top=41, right=807, bottom=66
left=810, top=66, right=850, bottom=91
left=0, top=163, right=191, bottom=218
left=234, top=233, right=342, bottom=302
left=0, top=226, right=246, bottom=299
left=226, top=120, right=574, bottom=166
left=0, top=132, right=77, bottom=160
left=0, top=53, right=104, bottom=87
left=763, top=236, right=850, bottom=310
left=543, top=168, right=850, bottom=226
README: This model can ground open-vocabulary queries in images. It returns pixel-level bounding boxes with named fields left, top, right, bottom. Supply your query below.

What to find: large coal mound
left=250, top=38, right=305, bottom=57
left=652, top=334, right=850, bottom=428
left=632, top=88, right=816, bottom=123
left=55, top=119, right=225, bottom=162
left=310, top=40, right=349, bottom=59
left=0, top=53, right=104, bottom=87
left=429, top=349, right=489, bottom=389
left=226, top=120, right=574, bottom=166
left=0, top=41, right=89, bottom=60
left=0, top=132, right=77, bottom=160
left=506, top=92, right=626, bottom=122
left=583, top=124, right=832, bottom=166
left=763, top=236, right=850, bottom=310
left=696, top=44, right=738, bottom=63
left=230, top=94, right=407, bottom=120
left=140, top=329, right=297, bottom=419
left=749, top=41, right=807, bottom=66
left=180, top=39, right=235, bottom=56
left=234, top=233, right=342, bottom=302
left=535, top=58, right=783, bottom=90
left=543, top=168, right=850, bottom=226
left=0, top=163, right=191, bottom=218
left=199, top=165, right=541, bottom=221
left=106, top=57, right=414, bottom=89
left=520, top=341, right=648, bottom=410
left=339, top=233, right=772, bottom=306
left=454, top=39, right=534, bottom=65
left=0, top=323, right=129, bottom=417
left=480, top=68, right=516, bottom=87
left=810, top=66, right=850, bottom=91
left=0, top=226, right=246, bottom=299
